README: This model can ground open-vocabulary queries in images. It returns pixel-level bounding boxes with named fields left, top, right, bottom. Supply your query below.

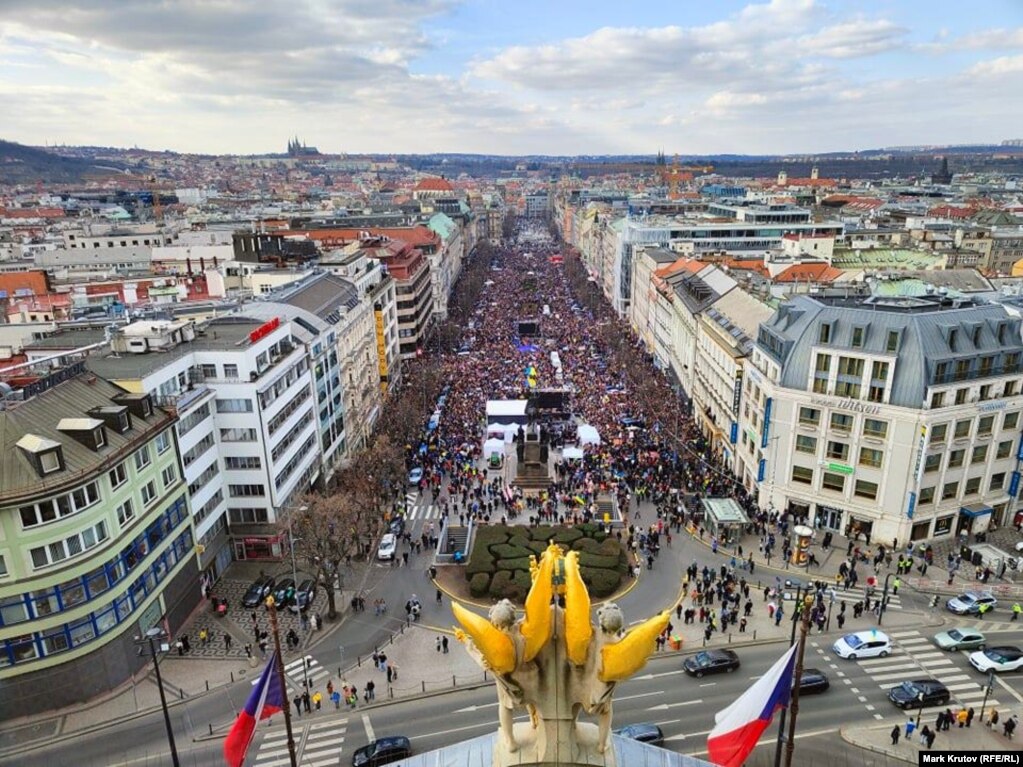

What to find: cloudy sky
left=1, top=0, right=1021, bottom=155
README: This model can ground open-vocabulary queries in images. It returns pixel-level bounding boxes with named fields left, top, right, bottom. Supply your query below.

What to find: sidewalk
left=842, top=720, right=1022, bottom=763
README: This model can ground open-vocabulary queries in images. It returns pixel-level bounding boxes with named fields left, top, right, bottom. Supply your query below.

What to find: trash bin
left=971, top=551, right=984, bottom=567
left=961, top=545, right=973, bottom=561
left=668, top=635, right=683, bottom=651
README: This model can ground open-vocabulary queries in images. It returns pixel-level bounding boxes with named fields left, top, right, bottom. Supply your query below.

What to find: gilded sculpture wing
left=563, top=550, right=592, bottom=666
left=598, top=610, right=670, bottom=682
left=520, top=543, right=558, bottom=662
left=451, top=601, right=516, bottom=674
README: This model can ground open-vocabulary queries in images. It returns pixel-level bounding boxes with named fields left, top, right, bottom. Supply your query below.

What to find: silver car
left=934, top=628, right=986, bottom=652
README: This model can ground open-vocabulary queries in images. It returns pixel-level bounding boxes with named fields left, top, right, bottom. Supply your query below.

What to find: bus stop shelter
left=700, top=498, right=750, bottom=546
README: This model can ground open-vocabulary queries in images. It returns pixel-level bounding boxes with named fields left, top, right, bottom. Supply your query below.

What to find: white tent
left=486, top=399, right=528, bottom=426
left=577, top=424, right=601, bottom=445
left=484, top=438, right=506, bottom=457
left=562, top=446, right=584, bottom=460
left=487, top=423, right=521, bottom=442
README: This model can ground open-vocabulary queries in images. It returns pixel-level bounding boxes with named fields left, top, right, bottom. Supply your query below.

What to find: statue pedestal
left=494, top=721, right=613, bottom=767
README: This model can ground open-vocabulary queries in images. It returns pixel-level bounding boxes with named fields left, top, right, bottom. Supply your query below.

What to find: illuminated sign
left=248, top=317, right=280, bottom=343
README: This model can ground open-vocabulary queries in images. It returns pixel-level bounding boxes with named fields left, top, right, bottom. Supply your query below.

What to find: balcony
left=154, top=385, right=212, bottom=415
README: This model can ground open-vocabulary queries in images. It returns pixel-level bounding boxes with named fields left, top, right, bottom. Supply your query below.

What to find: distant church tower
left=931, top=156, right=953, bottom=185
left=777, top=170, right=788, bottom=186
left=811, top=165, right=819, bottom=180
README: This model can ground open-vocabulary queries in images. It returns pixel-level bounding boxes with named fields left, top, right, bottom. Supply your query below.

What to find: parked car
left=288, top=579, right=317, bottom=614
left=407, top=467, right=424, bottom=486
left=241, top=576, right=275, bottom=608
left=683, top=649, right=740, bottom=678
left=969, top=646, right=1023, bottom=674
left=388, top=515, right=406, bottom=536
left=377, top=534, right=398, bottom=561
left=833, top=630, right=892, bottom=660
left=271, top=578, right=296, bottom=607
left=934, top=628, right=987, bottom=652
left=797, top=668, right=830, bottom=694
left=613, top=723, right=664, bottom=745
left=352, top=736, right=412, bottom=767
left=946, top=592, right=997, bottom=615
left=888, top=680, right=951, bottom=709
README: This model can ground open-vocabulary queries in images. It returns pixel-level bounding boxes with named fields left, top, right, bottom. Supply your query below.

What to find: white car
left=833, top=630, right=892, bottom=660
left=377, top=533, right=398, bottom=561
left=969, top=646, right=1023, bottom=674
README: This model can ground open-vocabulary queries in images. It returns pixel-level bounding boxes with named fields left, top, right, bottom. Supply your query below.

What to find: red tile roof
left=289, top=226, right=440, bottom=249
left=413, top=177, right=455, bottom=192
left=775, top=263, right=845, bottom=283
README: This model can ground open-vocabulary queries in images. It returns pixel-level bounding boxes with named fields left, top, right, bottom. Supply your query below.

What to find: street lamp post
left=136, top=627, right=180, bottom=767
left=980, top=670, right=995, bottom=721
left=878, top=572, right=894, bottom=626
left=773, top=586, right=802, bottom=767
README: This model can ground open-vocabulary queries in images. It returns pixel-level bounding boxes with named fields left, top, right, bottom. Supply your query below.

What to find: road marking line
left=615, top=691, right=663, bottom=702
left=865, top=704, right=875, bottom=711
left=874, top=713, right=884, bottom=720
left=850, top=687, right=859, bottom=693
left=362, top=714, right=375, bottom=743
left=858, top=696, right=868, bottom=702
left=843, top=679, right=853, bottom=685
left=699, top=682, right=717, bottom=687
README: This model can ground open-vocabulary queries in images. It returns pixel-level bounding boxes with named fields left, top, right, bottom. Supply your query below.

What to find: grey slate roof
left=757, top=294, right=1023, bottom=408
left=0, top=373, right=170, bottom=501
left=270, top=272, right=359, bottom=324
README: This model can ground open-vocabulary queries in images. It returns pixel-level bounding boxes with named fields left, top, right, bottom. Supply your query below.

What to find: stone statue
left=452, top=543, right=669, bottom=765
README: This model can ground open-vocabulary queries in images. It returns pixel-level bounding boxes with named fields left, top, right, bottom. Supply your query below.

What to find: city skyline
left=0, top=0, right=1021, bottom=156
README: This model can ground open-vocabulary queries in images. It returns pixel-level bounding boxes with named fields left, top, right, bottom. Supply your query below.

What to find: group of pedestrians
left=891, top=708, right=1018, bottom=749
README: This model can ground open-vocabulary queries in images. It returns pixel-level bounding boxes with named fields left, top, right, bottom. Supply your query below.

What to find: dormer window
left=89, top=406, right=131, bottom=434
left=16, top=434, right=65, bottom=478
left=972, top=325, right=982, bottom=347
left=40, top=450, right=62, bottom=474
left=818, top=323, right=832, bottom=344
left=948, top=328, right=958, bottom=352
left=57, top=418, right=107, bottom=451
left=851, top=327, right=865, bottom=348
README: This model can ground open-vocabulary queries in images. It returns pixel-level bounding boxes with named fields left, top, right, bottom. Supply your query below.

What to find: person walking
left=890, top=725, right=900, bottom=746
left=966, top=707, right=975, bottom=727
left=224, top=632, right=233, bottom=652
left=1012, top=602, right=1021, bottom=621
left=366, top=679, right=376, bottom=701
left=442, top=636, right=449, bottom=653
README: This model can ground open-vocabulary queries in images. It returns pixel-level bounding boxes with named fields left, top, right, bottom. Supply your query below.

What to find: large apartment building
left=745, top=293, right=1023, bottom=545
left=0, top=368, right=192, bottom=718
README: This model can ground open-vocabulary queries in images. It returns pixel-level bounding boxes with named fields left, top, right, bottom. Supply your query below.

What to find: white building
left=745, top=293, right=1023, bottom=545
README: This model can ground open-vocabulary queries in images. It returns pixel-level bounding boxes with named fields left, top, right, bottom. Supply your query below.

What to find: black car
left=288, top=579, right=317, bottom=614
left=797, top=668, right=830, bottom=694
left=683, top=650, right=740, bottom=678
left=388, top=515, right=406, bottom=536
left=352, top=736, right=412, bottom=767
left=271, top=578, right=296, bottom=608
left=888, top=680, right=951, bottom=709
left=613, top=723, right=664, bottom=745
left=241, top=576, right=275, bottom=608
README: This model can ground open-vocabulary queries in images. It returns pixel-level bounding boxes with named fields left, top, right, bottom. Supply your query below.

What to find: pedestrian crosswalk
left=405, top=503, right=441, bottom=521
left=300, top=720, right=348, bottom=767
left=283, top=654, right=331, bottom=695
left=858, top=629, right=1002, bottom=719
left=251, top=718, right=349, bottom=767
left=830, top=584, right=904, bottom=610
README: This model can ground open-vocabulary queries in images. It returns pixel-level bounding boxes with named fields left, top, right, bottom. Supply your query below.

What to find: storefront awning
left=959, top=504, right=993, bottom=518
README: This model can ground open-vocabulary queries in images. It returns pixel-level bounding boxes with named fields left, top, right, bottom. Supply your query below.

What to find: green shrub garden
left=464, top=523, right=628, bottom=602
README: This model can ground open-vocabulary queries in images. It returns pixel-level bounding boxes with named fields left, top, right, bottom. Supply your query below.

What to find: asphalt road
left=19, top=632, right=1023, bottom=767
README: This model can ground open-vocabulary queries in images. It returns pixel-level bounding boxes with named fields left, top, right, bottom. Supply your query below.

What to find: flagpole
left=267, top=596, right=299, bottom=767
left=772, top=585, right=801, bottom=767
left=784, top=592, right=814, bottom=767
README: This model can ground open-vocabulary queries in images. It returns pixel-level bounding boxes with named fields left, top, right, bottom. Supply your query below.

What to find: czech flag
left=706, top=644, right=797, bottom=767
left=223, top=652, right=284, bottom=767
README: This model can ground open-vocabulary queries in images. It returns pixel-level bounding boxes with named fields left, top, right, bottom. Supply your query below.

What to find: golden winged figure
left=452, top=542, right=669, bottom=763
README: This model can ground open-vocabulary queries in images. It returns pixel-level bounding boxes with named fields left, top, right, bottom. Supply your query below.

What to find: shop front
left=845, top=516, right=874, bottom=544
left=958, top=504, right=993, bottom=536
left=814, top=504, right=843, bottom=532
left=232, top=530, right=287, bottom=561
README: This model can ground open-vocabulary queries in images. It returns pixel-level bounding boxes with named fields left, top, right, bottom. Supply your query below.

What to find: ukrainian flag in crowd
left=525, top=365, right=538, bottom=388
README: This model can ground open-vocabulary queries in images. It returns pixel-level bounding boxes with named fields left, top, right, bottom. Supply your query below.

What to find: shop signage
left=826, top=462, right=854, bottom=475
left=137, top=599, right=163, bottom=635
left=249, top=316, right=280, bottom=343
left=732, top=369, right=743, bottom=416
left=730, top=422, right=738, bottom=444
left=761, top=397, right=772, bottom=449
left=906, top=491, right=916, bottom=520
left=977, top=400, right=1008, bottom=412
left=1010, top=471, right=1021, bottom=498
left=913, top=424, right=928, bottom=485
left=809, top=396, right=880, bottom=415
left=1016, top=437, right=1023, bottom=462
left=757, top=458, right=766, bottom=483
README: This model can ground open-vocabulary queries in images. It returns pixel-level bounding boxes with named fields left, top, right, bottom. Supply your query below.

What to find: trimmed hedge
left=463, top=523, right=627, bottom=603
left=469, top=572, right=491, bottom=598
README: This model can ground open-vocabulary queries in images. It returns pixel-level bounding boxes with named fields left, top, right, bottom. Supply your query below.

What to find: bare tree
left=290, top=492, right=380, bottom=620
